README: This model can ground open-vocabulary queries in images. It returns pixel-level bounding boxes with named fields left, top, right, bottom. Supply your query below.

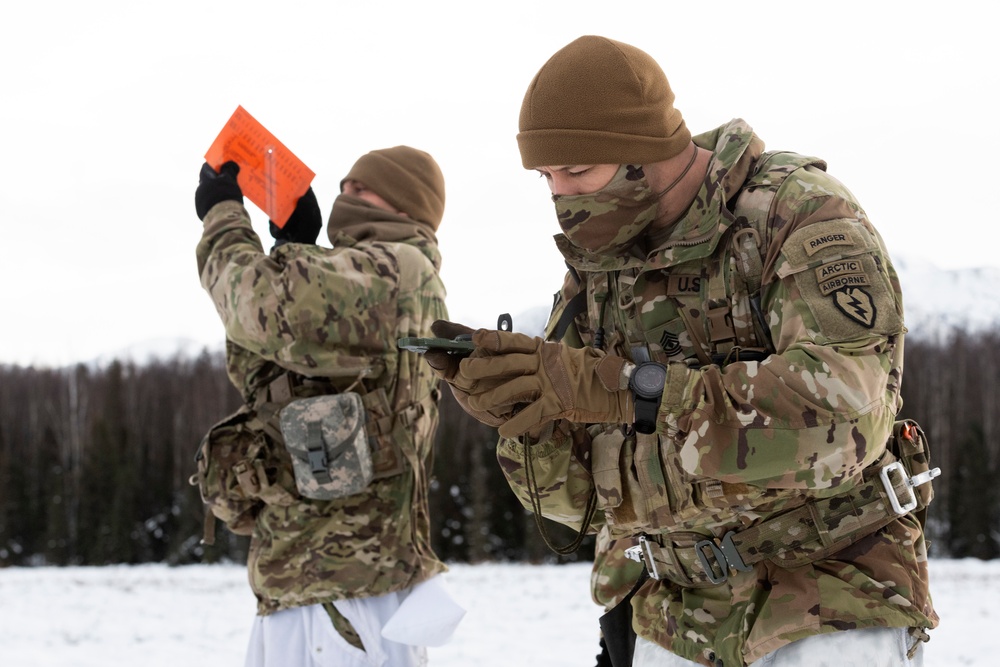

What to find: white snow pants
left=633, top=626, right=924, bottom=667
left=243, top=575, right=465, bottom=667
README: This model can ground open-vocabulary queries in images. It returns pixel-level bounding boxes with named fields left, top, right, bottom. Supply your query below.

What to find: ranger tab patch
left=803, top=231, right=854, bottom=256
left=833, top=287, right=877, bottom=328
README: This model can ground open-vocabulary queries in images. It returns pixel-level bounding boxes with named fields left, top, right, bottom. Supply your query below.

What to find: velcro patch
left=803, top=231, right=854, bottom=256
left=666, top=273, right=702, bottom=296
left=815, top=259, right=871, bottom=296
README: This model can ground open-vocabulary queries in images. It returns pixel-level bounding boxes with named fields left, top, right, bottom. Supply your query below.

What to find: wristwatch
left=628, top=361, right=667, bottom=434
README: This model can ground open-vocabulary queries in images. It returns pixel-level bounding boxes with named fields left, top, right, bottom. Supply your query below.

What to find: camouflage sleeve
left=663, top=167, right=905, bottom=493
left=496, top=422, right=605, bottom=532
left=195, top=201, right=397, bottom=379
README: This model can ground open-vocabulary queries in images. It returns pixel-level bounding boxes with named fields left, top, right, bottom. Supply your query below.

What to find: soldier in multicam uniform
left=426, top=36, right=937, bottom=666
left=193, top=145, right=462, bottom=666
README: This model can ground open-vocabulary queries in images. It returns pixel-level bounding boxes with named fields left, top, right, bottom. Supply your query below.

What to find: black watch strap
left=633, top=395, right=660, bottom=434
left=629, top=362, right=667, bottom=435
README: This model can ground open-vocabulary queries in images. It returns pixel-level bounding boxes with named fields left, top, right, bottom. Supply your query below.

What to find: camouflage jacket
left=496, top=120, right=937, bottom=666
left=196, top=200, right=448, bottom=614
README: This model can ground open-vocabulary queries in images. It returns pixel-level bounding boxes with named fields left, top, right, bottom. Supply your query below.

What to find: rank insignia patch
left=660, top=331, right=682, bottom=357
left=833, top=287, right=877, bottom=328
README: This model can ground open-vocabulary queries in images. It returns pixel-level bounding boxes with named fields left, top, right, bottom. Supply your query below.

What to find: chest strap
left=625, top=455, right=936, bottom=587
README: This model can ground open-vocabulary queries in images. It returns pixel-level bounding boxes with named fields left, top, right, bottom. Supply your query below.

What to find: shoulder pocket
left=776, top=219, right=903, bottom=340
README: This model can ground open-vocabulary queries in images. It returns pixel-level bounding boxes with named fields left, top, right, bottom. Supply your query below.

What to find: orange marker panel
left=204, top=106, right=315, bottom=227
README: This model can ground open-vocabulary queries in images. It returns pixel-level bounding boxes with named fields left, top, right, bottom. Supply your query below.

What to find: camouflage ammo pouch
left=191, top=404, right=298, bottom=541
left=278, top=393, right=374, bottom=500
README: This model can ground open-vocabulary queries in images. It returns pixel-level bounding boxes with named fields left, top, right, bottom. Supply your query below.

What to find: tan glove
left=461, top=330, right=632, bottom=438
left=423, top=320, right=512, bottom=429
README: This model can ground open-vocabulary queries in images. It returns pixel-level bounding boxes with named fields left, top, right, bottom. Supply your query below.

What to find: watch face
left=632, top=363, right=667, bottom=396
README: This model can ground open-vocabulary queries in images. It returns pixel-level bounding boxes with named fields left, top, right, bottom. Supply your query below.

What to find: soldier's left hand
left=424, top=320, right=515, bottom=431
left=269, top=187, right=322, bottom=247
left=461, top=331, right=632, bottom=438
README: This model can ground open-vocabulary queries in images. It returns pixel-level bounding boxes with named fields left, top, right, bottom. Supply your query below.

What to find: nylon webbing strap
left=554, top=291, right=588, bottom=342
left=631, top=460, right=917, bottom=588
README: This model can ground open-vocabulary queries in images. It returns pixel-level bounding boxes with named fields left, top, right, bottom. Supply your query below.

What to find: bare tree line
left=1, top=332, right=997, bottom=567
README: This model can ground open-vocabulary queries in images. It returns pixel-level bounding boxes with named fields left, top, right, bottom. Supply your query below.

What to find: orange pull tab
left=901, top=422, right=916, bottom=441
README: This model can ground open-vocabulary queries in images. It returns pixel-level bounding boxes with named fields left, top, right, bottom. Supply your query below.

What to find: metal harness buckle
left=624, top=535, right=662, bottom=580
left=695, top=531, right=753, bottom=585
left=879, top=461, right=942, bottom=515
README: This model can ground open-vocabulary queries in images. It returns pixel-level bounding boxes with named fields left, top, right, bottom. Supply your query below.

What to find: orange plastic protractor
left=204, top=106, right=315, bottom=227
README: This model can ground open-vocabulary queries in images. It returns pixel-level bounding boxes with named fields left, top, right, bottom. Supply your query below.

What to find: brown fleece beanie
left=517, top=35, right=691, bottom=169
left=340, top=145, right=446, bottom=229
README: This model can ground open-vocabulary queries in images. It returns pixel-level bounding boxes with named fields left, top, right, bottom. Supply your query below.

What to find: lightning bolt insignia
left=833, top=287, right=876, bottom=328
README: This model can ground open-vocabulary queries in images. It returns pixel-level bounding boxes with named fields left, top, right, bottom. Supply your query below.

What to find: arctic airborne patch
left=833, top=287, right=877, bottom=328
left=804, top=232, right=854, bottom=256
left=816, top=259, right=871, bottom=296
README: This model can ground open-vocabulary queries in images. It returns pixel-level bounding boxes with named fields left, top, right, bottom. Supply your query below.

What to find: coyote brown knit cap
left=341, top=146, right=446, bottom=229
left=517, top=36, right=691, bottom=169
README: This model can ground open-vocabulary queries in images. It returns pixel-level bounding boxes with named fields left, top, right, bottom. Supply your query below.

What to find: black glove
left=195, top=161, right=243, bottom=220
left=269, top=187, right=322, bottom=247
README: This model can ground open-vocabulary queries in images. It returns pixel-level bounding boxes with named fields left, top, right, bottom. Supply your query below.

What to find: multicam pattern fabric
left=553, top=163, right=659, bottom=255
left=591, top=526, right=645, bottom=610
left=496, top=120, right=937, bottom=666
left=196, top=201, right=448, bottom=614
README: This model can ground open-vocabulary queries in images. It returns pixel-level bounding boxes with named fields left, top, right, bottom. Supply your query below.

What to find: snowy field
left=1, top=559, right=997, bottom=666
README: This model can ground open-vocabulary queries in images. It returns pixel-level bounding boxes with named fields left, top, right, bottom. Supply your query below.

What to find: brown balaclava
left=516, top=35, right=691, bottom=169
left=340, top=145, right=446, bottom=229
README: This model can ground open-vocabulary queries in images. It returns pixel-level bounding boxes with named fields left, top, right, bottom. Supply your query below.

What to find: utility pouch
left=279, top=393, right=374, bottom=500
left=191, top=404, right=297, bottom=539
left=885, top=419, right=938, bottom=526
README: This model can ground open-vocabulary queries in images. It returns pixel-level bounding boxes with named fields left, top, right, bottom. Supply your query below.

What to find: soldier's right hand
left=195, top=161, right=244, bottom=220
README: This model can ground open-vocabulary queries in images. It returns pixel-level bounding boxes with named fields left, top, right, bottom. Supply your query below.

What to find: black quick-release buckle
left=306, top=422, right=331, bottom=483
left=695, top=531, right=753, bottom=584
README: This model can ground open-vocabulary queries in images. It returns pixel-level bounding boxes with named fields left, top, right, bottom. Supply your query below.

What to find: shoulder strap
left=731, top=151, right=825, bottom=293
left=729, top=151, right=826, bottom=353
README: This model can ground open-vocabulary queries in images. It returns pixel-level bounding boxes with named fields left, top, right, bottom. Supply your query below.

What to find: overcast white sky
left=2, top=1, right=997, bottom=367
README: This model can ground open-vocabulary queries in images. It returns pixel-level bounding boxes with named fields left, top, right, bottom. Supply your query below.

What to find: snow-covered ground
left=0, top=559, right=996, bottom=666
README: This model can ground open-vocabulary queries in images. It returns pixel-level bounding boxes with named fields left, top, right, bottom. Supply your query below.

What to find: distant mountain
left=88, top=337, right=224, bottom=369
left=894, top=258, right=1000, bottom=341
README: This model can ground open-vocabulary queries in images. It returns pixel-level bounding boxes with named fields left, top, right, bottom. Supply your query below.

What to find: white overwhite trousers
left=244, top=575, right=464, bottom=667
left=633, top=626, right=924, bottom=667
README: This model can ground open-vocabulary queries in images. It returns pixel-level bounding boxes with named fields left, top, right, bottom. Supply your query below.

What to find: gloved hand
left=195, top=161, right=244, bottom=220
left=269, top=187, right=322, bottom=247
left=423, top=320, right=513, bottom=430
left=461, top=331, right=633, bottom=438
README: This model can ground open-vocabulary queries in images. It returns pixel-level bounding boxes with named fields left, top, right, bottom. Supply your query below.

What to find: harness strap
left=553, top=291, right=589, bottom=342
left=625, top=454, right=929, bottom=587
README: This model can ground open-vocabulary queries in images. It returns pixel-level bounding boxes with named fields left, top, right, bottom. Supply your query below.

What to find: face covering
left=553, top=164, right=659, bottom=256
left=553, top=146, right=698, bottom=256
